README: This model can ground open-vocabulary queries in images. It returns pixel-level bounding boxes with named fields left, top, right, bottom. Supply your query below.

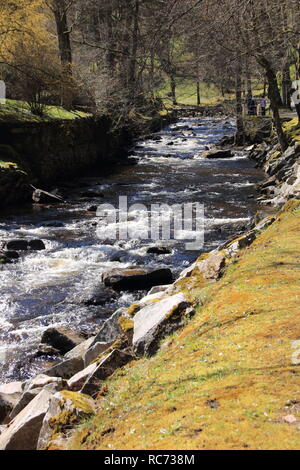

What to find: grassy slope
left=0, top=99, right=90, bottom=123
left=66, top=199, right=300, bottom=451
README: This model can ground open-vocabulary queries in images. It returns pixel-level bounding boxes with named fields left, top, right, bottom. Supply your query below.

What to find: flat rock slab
left=0, top=388, right=52, bottom=450
left=133, top=293, right=193, bottom=356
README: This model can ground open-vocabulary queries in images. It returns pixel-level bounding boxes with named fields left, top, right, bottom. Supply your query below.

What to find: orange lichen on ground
left=64, top=200, right=300, bottom=451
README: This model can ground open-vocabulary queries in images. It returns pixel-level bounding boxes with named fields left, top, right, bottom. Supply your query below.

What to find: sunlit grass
left=0, top=99, right=91, bottom=122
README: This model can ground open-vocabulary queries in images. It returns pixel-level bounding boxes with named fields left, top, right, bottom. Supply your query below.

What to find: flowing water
left=0, top=117, right=264, bottom=383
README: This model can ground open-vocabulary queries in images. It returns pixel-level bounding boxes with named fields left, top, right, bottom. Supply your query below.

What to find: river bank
left=0, top=114, right=299, bottom=450
left=0, top=109, right=176, bottom=209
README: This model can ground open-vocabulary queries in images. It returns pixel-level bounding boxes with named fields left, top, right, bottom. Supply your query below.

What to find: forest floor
left=65, top=199, right=300, bottom=451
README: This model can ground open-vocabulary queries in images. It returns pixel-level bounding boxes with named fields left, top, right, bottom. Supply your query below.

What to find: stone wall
left=0, top=116, right=131, bottom=185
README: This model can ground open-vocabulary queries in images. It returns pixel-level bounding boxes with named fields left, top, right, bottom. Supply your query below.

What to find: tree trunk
left=235, top=62, right=245, bottom=146
left=282, top=63, right=292, bottom=109
left=53, top=0, right=72, bottom=69
left=128, top=0, right=139, bottom=103
left=196, top=81, right=201, bottom=106
left=170, top=76, right=177, bottom=106
left=52, top=0, right=73, bottom=108
left=257, top=56, right=288, bottom=152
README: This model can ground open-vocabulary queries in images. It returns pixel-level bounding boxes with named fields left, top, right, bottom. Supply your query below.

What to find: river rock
left=146, top=246, right=172, bottom=255
left=0, top=388, right=52, bottom=450
left=83, top=342, right=113, bottom=368
left=24, top=374, right=68, bottom=392
left=0, top=254, right=12, bottom=264
left=44, top=357, right=84, bottom=380
left=4, top=251, right=19, bottom=260
left=81, top=350, right=133, bottom=396
left=224, top=231, right=257, bottom=257
left=0, top=397, right=12, bottom=424
left=0, top=381, right=23, bottom=409
left=102, top=268, right=173, bottom=291
left=41, top=327, right=85, bottom=355
left=133, top=293, right=194, bottom=356
left=202, top=149, right=234, bottom=159
left=28, top=239, right=46, bottom=251
left=90, top=308, right=127, bottom=347
left=65, top=336, right=95, bottom=361
left=5, top=240, right=28, bottom=251
left=196, top=253, right=226, bottom=281
left=147, top=285, right=171, bottom=295
left=67, top=362, right=98, bottom=392
left=10, top=379, right=68, bottom=421
left=83, top=291, right=117, bottom=306
left=35, top=344, right=61, bottom=358
left=9, top=388, right=41, bottom=421
left=37, top=391, right=96, bottom=451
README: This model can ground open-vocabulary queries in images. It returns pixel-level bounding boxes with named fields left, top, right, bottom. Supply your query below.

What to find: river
left=0, top=116, right=264, bottom=383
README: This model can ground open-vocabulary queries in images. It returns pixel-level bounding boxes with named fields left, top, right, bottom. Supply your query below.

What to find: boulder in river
left=5, top=239, right=28, bottom=251
left=146, top=246, right=172, bottom=255
left=41, top=327, right=85, bottom=355
left=4, top=239, right=45, bottom=251
left=28, top=239, right=46, bottom=251
left=202, top=149, right=234, bottom=159
left=102, top=268, right=173, bottom=291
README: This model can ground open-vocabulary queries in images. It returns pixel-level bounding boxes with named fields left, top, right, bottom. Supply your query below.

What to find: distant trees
left=0, top=0, right=299, bottom=139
